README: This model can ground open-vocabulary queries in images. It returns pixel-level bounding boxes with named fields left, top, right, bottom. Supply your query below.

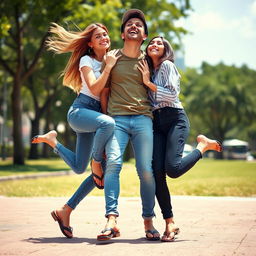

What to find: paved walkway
left=0, top=196, right=255, bottom=256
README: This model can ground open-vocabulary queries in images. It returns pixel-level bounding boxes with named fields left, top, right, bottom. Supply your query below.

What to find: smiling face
left=122, top=18, right=147, bottom=42
left=88, top=27, right=110, bottom=52
left=146, top=37, right=165, bottom=60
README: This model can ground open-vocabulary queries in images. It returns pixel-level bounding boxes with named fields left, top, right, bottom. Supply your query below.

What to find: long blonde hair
left=46, top=22, right=109, bottom=93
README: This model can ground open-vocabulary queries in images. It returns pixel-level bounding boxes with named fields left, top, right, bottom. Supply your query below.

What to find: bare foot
left=144, top=219, right=160, bottom=240
left=197, top=134, right=222, bottom=154
left=91, top=159, right=104, bottom=189
left=31, top=130, right=57, bottom=148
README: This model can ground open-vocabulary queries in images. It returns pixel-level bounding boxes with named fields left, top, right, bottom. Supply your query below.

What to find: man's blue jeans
left=104, top=115, right=156, bottom=219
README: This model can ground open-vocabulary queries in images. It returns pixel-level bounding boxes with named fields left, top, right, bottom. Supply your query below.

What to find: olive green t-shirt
left=106, top=50, right=152, bottom=118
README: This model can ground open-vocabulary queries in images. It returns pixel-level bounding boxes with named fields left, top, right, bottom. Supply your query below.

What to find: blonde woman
left=32, top=23, right=120, bottom=238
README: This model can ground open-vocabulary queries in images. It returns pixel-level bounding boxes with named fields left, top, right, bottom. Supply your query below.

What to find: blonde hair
left=46, top=22, right=109, bottom=93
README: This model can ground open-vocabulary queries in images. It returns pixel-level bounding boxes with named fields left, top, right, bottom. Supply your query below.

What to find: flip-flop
left=216, top=140, right=223, bottom=152
left=91, top=161, right=104, bottom=189
left=145, top=229, right=160, bottom=241
left=161, top=228, right=180, bottom=242
left=97, top=227, right=120, bottom=241
left=91, top=171, right=104, bottom=189
left=51, top=211, right=73, bottom=238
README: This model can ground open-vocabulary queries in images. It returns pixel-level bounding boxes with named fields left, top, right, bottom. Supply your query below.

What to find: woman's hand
left=104, top=49, right=122, bottom=70
left=138, top=59, right=157, bottom=92
left=138, top=59, right=151, bottom=87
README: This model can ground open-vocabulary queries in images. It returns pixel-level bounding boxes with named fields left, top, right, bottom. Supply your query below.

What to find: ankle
left=165, top=218, right=175, bottom=224
left=107, top=215, right=117, bottom=224
left=144, top=218, right=154, bottom=230
left=62, top=204, right=73, bottom=214
left=196, top=142, right=206, bottom=154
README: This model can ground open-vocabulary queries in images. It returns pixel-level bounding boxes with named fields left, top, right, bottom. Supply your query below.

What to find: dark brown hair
left=145, top=36, right=174, bottom=73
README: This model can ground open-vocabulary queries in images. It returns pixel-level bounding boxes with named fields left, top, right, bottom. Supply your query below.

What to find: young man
left=97, top=9, right=160, bottom=241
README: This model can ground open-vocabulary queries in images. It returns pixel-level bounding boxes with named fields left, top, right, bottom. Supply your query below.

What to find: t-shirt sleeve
left=79, top=55, right=93, bottom=70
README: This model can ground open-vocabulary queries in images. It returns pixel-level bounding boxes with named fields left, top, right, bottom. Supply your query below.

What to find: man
left=97, top=9, right=160, bottom=241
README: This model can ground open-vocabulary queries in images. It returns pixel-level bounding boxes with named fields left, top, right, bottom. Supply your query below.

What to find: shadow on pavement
left=24, top=236, right=193, bottom=245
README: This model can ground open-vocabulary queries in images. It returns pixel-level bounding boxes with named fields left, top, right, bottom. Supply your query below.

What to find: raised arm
left=81, top=49, right=120, bottom=96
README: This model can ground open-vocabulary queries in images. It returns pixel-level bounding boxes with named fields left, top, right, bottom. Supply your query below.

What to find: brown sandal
left=51, top=211, right=73, bottom=238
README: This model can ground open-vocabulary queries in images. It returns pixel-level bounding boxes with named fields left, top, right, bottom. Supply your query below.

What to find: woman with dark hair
left=32, top=22, right=120, bottom=238
left=138, top=36, right=222, bottom=242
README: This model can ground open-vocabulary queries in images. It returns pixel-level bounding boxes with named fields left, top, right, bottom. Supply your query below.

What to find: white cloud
left=181, top=0, right=256, bottom=69
left=189, top=12, right=227, bottom=31
left=251, top=0, right=256, bottom=16
left=234, top=17, right=256, bottom=39
left=186, top=10, right=256, bottom=39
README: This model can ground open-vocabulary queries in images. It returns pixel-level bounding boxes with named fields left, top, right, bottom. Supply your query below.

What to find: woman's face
left=89, top=27, right=110, bottom=52
left=147, top=37, right=164, bottom=59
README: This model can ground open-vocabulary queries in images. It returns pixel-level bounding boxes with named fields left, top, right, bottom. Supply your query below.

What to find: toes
left=216, top=141, right=223, bottom=152
left=31, top=136, right=39, bottom=143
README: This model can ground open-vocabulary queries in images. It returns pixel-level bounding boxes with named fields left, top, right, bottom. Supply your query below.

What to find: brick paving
left=0, top=196, right=255, bottom=256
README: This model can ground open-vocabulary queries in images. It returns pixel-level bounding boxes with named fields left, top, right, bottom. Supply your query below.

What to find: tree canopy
left=0, top=0, right=192, bottom=164
left=182, top=62, right=256, bottom=150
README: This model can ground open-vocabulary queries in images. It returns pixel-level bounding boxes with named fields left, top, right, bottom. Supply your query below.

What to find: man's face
left=122, top=18, right=147, bottom=42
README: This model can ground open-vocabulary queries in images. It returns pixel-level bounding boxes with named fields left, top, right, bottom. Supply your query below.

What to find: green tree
left=0, top=0, right=81, bottom=164
left=121, top=0, right=191, bottom=48
left=183, top=62, right=256, bottom=154
left=0, top=0, right=191, bottom=164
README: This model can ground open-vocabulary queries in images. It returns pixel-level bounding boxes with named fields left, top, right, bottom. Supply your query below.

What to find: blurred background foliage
left=0, top=0, right=255, bottom=164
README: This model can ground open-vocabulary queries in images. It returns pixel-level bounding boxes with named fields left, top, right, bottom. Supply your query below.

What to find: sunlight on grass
left=0, top=159, right=255, bottom=197
left=0, top=158, right=72, bottom=176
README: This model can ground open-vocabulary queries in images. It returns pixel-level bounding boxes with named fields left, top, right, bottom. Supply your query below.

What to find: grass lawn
left=0, top=159, right=71, bottom=176
left=0, top=158, right=255, bottom=197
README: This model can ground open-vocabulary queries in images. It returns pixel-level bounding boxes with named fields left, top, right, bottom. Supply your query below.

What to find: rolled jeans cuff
left=105, top=212, right=119, bottom=218
left=142, top=213, right=156, bottom=220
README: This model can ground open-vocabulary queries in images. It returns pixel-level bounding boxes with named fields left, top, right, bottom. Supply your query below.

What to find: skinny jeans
left=53, top=93, right=115, bottom=209
left=152, top=107, right=202, bottom=219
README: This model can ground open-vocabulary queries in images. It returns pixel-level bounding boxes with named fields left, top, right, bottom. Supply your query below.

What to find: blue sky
left=178, top=0, right=256, bottom=69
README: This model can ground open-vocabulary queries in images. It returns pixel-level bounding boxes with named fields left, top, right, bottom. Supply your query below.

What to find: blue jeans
left=153, top=107, right=202, bottom=219
left=53, top=93, right=115, bottom=209
left=54, top=93, right=115, bottom=173
left=104, top=115, right=156, bottom=219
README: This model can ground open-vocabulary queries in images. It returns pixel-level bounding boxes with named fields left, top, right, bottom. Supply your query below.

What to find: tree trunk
left=28, top=118, right=40, bottom=159
left=11, top=79, right=24, bottom=165
left=42, top=115, right=51, bottom=158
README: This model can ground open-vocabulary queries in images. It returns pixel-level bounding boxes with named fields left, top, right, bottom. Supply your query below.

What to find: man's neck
left=122, top=41, right=142, bottom=58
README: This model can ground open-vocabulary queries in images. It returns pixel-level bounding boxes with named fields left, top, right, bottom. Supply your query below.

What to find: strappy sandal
left=161, top=226, right=180, bottom=242
left=97, top=227, right=120, bottom=241
left=51, top=211, right=73, bottom=238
